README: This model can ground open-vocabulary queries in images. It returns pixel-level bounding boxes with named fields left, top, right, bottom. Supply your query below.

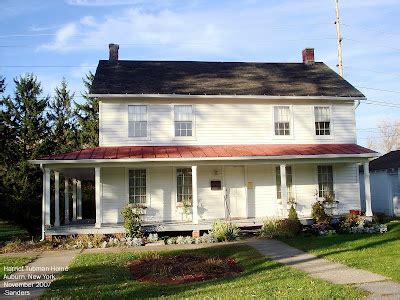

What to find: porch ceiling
left=55, top=168, right=94, bottom=180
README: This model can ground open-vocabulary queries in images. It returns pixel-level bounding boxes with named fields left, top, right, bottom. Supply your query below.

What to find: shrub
left=210, top=221, right=240, bottom=242
left=260, top=217, right=300, bottom=238
left=310, top=222, right=335, bottom=235
left=259, top=218, right=282, bottom=238
left=147, top=233, right=159, bottom=243
left=288, top=205, right=302, bottom=233
left=121, top=205, right=143, bottom=238
left=311, top=201, right=329, bottom=222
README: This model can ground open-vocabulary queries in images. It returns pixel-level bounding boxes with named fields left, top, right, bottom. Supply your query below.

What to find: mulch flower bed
left=127, top=253, right=243, bottom=285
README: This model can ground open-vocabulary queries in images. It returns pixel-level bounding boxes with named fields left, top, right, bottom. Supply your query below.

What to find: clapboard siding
left=101, top=167, right=126, bottom=223
left=100, top=99, right=356, bottom=146
left=334, top=163, right=361, bottom=213
left=100, top=162, right=360, bottom=224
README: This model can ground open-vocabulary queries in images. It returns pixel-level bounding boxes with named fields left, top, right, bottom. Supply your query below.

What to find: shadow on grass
left=281, top=221, right=400, bottom=259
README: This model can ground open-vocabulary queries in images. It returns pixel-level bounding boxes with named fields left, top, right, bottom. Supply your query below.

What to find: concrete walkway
left=0, top=250, right=80, bottom=299
left=247, top=239, right=400, bottom=299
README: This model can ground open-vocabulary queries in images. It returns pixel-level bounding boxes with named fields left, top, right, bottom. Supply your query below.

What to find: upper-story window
left=174, top=105, right=193, bottom=137
left=274, top=106, right=291, bottom=136
left=128, top=105, right=148, bottom=138
left=314, top=106, right=331, bottom=136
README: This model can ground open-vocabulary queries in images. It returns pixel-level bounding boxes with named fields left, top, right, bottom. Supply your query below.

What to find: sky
left=1, top=0, right=399, bottom=148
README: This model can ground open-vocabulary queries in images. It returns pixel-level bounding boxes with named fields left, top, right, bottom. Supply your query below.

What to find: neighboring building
left=360, top=150, right=400, bottom=216
left=31, top=45, right=378, bottom=238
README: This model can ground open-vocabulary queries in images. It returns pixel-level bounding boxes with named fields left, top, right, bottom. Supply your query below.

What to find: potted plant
left=129, top=203, right=148, bottom=215
left=177, top=199, right=192, bottom=221
left=287, top=197, right=297, bottom=209
left=321, top=192, right=339, bottom=216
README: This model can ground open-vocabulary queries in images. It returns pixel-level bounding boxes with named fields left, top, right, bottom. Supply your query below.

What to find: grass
left=0, top=256, right=35, bottom=277
left=282, top=220, right=400, bottom=282
left=0, top=219, right=29, bottom=242
left=42, top=244, right=366, bottom=299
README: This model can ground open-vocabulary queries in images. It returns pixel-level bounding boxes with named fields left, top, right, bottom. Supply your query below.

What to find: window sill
left=173, top=136, right=197, bottom=141
left=127, top=136, right=151, bottom=141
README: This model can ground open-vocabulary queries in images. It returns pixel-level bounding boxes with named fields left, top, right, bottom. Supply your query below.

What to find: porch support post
left=95, top=167, right=102, bottom=228
left=192, top=165, right=199, bottom=224
left=41, top=167, right=46, bottom=239
left=64, top=178, right=69, bottom=224
left=54, top=171, right=60, bottom=227
left=77, top=180, right=82, bottom=220
left=280, top=164, right=288, bottom=218
left=72, top=179, right=77, bottom=221
left=363, top=162, right=373, bottom=217
left=45, top=168, right=51, bottom=226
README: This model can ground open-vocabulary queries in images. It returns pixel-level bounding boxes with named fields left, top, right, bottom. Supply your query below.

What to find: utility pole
left=335, top=0, right=343, bottom=77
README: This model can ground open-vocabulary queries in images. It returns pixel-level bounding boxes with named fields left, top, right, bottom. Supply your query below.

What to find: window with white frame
left=128, top=105, right=148, bottom=138
left=174, top=105, right=193, bottom=137
left=275, top=166, right=293, bottom=199
left=176, top=168, right=192, bottom=203
left=129, top=169, right=146, bottom=204
left=274, top=106, right=291, bottom=136
left=314, top=106, right=331, bottom=135
left=317, top=165, right=334, bottom=198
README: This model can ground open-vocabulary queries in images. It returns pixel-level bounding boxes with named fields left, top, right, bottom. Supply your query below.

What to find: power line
left=356, top=86, right=400, bottom=94
left=344, top=38, right=400, bottom=52
left=341, top=23, right=400, bottom=37
left=344, top=66, right=400, bottom=77
left=0, top=37, right=337, bottom=48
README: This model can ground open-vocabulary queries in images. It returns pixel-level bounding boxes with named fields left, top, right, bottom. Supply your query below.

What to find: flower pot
left=131, top=207, right=147, bottom=215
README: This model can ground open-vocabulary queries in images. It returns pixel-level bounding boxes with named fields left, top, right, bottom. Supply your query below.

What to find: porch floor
left=45, top=218, right=265, bottom=236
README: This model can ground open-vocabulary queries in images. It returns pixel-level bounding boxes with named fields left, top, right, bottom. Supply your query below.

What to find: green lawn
left=0, top=256, right=35, bottom=277
left=282, top=220, right=400, bottom=282
left=0, top=219, right=29, bottom=242
left=43, top=244, right=365, bottom=299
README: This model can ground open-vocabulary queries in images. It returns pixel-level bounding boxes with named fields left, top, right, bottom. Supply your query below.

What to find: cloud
left=66, top=0, right=149, bottom=6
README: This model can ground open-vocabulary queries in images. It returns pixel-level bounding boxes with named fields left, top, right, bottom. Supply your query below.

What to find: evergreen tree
left=0, top=74, right=50, bottom=232
left=48, top=78, right=78, bottom=153
left=75, top=71, right=99, bottom=148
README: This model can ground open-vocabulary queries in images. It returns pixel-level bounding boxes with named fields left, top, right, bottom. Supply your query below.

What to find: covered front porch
left=35, top=154, right=376, bottom=239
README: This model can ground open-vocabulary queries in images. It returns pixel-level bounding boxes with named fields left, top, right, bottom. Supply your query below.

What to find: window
left=314, top=106, right=331, bottom=135
left=317, top=166, right=334, bottom=197
left=276, top=166, right=293, bottom=199
left=274, top=106, right=291, bottom=136
left=129, top=169, right=146, bottom=204
left=176, top=168, right=192, bottom=203
left=174, top=105, right=193, bottom=137
left=128, top=105, right=148, bottom=138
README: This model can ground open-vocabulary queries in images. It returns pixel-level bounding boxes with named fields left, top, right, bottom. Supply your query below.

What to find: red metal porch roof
left=40, top=144, right=377, bottom=160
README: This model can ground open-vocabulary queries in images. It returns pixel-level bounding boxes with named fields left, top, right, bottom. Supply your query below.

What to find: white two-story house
left=32, top=44, right=378, bottom=238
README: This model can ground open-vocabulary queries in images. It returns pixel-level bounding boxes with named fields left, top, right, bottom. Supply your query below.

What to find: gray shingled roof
left=370, top=150, right=400, bottom=171
left=90, top=60, right=365, bottom=97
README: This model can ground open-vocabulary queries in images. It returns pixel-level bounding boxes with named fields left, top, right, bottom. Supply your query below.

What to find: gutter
left=29, top=152, right=379, bottom=165
left=88, top=93, right=367, bottom=101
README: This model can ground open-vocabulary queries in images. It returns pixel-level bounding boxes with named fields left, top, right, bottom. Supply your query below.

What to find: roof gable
left=90, top=60, right=365, bottom=98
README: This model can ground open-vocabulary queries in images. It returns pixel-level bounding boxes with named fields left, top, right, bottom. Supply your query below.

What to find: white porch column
left=364, top=162, right=373, bottom=217
left=192, top=165, right=199, bottom=224
left=64, top=178, right=69, bottom=224
left=41, top=167, right=46, bottom=239
left=280, top=164, right=288, bottom=218
left=72, top=179, right=77, bottom=221
left=95, top=167, right=102, bottom=228
left=45, top=168, right=51, bottom=226
left=77, top=180, right=82, bottom=220
left=54, top=171, right=60, bottom=227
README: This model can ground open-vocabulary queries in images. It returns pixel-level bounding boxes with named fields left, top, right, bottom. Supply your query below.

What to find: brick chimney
left=302, top=48, right=314, bottom=64
left=109, top=43, right=119, bottom=61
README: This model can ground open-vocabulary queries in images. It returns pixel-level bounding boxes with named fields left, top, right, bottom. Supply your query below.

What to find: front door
left=224, top=166, right=246, bottom=218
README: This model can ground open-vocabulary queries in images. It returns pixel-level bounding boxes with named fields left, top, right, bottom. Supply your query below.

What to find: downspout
left=355, top=99, right=361, bottom=109
left=40, top=163, right=45, bottom=241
